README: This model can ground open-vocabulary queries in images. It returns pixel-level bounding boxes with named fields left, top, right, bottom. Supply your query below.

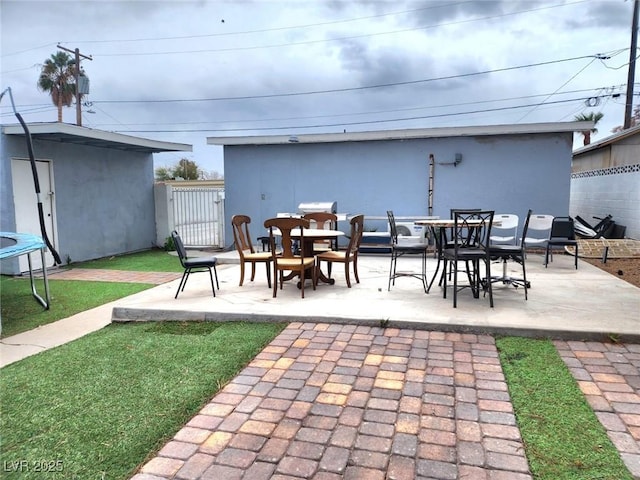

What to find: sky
left=1, top=0, right=637, bottom=176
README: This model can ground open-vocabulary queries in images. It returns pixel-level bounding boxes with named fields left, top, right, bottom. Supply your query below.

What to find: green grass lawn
left=71, top=248, right=183, bottom=272
left=0, top=277, right=151, bottom=338
left=496, top=337, right=633, bottom=480
left=1, top=321, right=286, bottom=480
left=1, top=250, right=181, bottom=338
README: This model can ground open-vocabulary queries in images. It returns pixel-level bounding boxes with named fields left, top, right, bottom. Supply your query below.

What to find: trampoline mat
left=0, top=232, right=46, bottom=260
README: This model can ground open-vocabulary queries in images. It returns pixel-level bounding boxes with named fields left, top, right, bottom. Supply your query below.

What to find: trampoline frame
left=0, top=232, right=51, bottom=317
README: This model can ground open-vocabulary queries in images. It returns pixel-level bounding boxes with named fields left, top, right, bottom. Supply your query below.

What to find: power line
left=114, top=92, right=636, bottom=134
left=91, top=53, right=601, bottom=104
left=1, top=42, right=58, bottom=58
left=516, top=58, right=598, bottom=123
left=82, top=87, right=620, bottom=127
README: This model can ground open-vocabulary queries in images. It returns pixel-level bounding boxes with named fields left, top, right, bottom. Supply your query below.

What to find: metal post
left=56, top=44, right=92, bottom=126
left=74, top=48, right=81, bottom=126
left=624, top=0, right=639, bottom=129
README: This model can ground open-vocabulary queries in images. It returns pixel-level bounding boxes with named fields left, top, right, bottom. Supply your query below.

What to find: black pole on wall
left=624, top=0, right=639, bottom=129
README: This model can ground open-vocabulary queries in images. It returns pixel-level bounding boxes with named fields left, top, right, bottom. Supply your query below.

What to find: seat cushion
left=443, top=247, right=486, bottom=259
left=394, top=244, right=428, bottom=252
left=277, top=257, right=315, bottom=268
left=548, top=237, right=577, bottom=245
left=317, top=251, right=347, bottom=261
left=184, top=257, right=217, bottom=268
left=489, top=245, right=521, bottom=255
left=244, top=252, right=272, bottom=261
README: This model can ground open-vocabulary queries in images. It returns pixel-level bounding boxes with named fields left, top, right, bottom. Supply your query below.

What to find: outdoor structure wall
left=570, top=165, right=640, bottom=239
left=0, top=134, right=18, bottom=233
left=571, top=129, right=640, bottom=240
left=1, top=134, right=156, bottom=270
left=223, top=132, right=574, bottom=247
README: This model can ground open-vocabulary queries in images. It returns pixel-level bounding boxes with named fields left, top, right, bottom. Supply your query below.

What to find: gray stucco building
left=1, top=122, right=191, bottom=274
left=209, top=121, right=590, bottom=247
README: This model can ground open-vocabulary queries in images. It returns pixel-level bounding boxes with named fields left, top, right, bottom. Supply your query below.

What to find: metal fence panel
left=172, top=186, right=224, bottom=248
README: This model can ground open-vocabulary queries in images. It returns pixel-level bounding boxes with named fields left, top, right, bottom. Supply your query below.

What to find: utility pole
left=57, top=45, right=92, bottom=127
left=624, top=0, right=639, bottom=129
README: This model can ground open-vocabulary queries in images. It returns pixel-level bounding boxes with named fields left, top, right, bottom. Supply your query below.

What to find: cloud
left=1, top=0, right=635, bottom=174
left=565, top=1, right=631, bottom=29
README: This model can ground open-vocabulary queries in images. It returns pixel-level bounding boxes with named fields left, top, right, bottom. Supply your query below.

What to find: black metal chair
left=171, top=230, right=219, bottom=299
left=487, top=209, right=532, bottom=300
left=545, top=217, right=579, bottom=269
left=387, top=210, right=428, bottom=293
left=442, top=210, right=494, bottom=308
left=444, top=208, right=482, bottom=281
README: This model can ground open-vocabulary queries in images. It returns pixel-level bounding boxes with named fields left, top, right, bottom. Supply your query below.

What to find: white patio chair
left=490, top=214, right=519, bottom=245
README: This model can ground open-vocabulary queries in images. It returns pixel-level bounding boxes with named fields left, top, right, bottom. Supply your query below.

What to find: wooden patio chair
left=264, top=217, right=317, bottom=298
left=317, top=214, right=364, bottom=287
left=231, top=214, right=272, bottom=288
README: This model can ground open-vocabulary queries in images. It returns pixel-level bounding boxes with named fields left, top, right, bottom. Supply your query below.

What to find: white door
left=11, top=158, right=57, bottom=271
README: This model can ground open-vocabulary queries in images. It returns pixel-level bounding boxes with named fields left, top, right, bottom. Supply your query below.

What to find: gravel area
left=583, top=257, right=640, bottom=288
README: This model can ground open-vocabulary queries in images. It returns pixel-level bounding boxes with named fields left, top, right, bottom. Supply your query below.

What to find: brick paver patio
left=46, top=268, right=182, bottom=285
left=556, top=340, right=640, bottom=478
left=131, top=323, right=534, bottom=480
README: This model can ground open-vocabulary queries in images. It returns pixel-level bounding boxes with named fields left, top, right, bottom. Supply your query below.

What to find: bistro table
left=415, top=218, right=500, bottom=293
left=274, top=227, right=345, bottom=285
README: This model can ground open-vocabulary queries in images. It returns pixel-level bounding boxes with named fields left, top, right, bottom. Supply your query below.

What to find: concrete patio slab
left=112, top=252, right=639, bottom=342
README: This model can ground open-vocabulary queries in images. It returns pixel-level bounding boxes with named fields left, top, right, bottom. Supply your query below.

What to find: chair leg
left=239, top=262, right=246, bottom=286
left=452, top=259, right=458, bottom=308
left=344, top=262, right=351, bottom=288
left=464, top=260, right=477, bottom=297
left=250, top=262, right=256, bottom=282
left=575, top=244, right=579, bottom=269
left=415, top=251, right=427, bottom=293
left=353, top=256, right=360, bottom=284
left=213, top=265, right=219, bottom=289
left=265, top=262, right=272, bottom=288
left=312, top=264, right=317, bottom=291
left=175, top=270, right=189, bottom=299
left=300, top=267, right=306, bottom=298
left=272, top=267, right=279, bottom=298
left=544, top=245, right=550, bottom=267
left=522, top=259, right=528, bottom=301
left=442, top=258, right=448, bottom=299
left=485, top=258, right=493, bottom=307
left=208, top=268, right=216, bottom=297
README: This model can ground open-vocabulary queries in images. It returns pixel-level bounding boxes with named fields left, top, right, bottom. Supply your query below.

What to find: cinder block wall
left=570, top=165, right=640, bottom=239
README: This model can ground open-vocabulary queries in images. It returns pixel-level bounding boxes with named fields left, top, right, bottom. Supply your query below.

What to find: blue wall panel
left=223, top=132, right=573, bottom=247
left=2, top=135, right=156, bottom=266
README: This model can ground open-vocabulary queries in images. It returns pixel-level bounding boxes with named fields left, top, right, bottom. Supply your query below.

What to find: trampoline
left=0, top=232, right=51, bottom=315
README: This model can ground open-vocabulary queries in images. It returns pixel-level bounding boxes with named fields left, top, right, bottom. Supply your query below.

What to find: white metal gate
left=172, top=186, right=225, bottom=248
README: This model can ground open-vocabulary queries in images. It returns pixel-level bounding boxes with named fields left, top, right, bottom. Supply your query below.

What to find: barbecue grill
left=297, top=202, right=338, bottom=215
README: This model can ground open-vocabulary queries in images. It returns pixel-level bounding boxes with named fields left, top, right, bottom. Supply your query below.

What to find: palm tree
left=37, top=52, right=76, bottom=122
left=574, top=112, right=604, bottom=146
left=612, top=105, right=640, bottom=133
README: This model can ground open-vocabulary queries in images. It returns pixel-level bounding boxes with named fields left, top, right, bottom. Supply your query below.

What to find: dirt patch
left=583, top=257, right=640, bottom=288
